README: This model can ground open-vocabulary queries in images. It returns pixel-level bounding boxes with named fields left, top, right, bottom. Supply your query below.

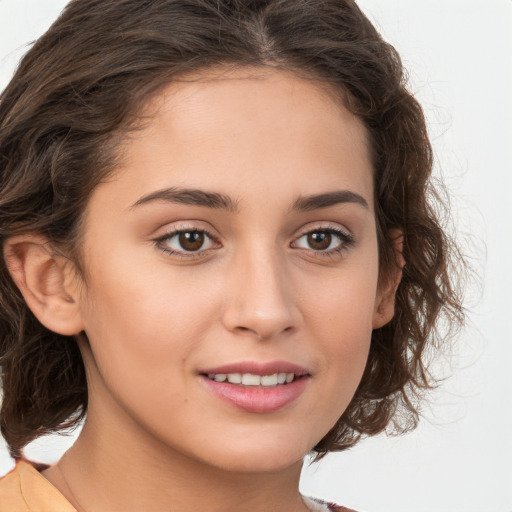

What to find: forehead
left=98, top=67, right=374, bottom=212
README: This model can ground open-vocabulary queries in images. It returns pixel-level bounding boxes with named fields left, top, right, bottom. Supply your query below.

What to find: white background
left=1, top=1, right=511, bottom=511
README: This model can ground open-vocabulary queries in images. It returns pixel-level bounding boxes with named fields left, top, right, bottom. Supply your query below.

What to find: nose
left=221, top=248, right=302, bottom=341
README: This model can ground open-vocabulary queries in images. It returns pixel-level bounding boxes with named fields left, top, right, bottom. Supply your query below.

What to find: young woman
left=0, top=0, right=463, bottom=510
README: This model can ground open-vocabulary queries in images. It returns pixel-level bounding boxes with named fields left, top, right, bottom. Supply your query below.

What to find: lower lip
left=201, top=376, right=309, bottom=413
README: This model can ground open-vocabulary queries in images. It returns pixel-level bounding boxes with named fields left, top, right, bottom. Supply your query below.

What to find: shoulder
left=303, top=495, right=358, bottom=512
left=1, top=467, right=357, bottom=512
left=0, top=460, right=76, bottom=512
left=0, top=463, right=26, bottom=512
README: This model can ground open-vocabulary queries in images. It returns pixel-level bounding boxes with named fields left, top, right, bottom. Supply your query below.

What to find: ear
left=372, top=229, right=406, bottom=329
left=3, top=234, right=84, bottom=336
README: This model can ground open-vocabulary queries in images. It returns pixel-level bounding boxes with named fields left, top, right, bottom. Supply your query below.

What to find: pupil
left=308, top=232, right=331, bottom=250
left=179, top=231, right=204, bottom=251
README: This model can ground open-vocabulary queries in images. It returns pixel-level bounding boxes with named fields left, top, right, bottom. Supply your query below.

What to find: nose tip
left=221, top=255, right=301, bottom=340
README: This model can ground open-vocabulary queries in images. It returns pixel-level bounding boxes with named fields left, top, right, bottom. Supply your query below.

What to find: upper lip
left=199, top=360, right=310, bottom=376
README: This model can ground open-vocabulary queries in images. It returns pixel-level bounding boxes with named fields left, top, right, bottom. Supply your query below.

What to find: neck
left=43, top=409, right=308, bottom=512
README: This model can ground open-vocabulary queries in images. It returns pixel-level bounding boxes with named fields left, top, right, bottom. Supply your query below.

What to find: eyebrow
left=292, top=190, right=369, bottom=211
left=130, top=187, right=239, bottom=212
left=130, top=187, right=369, bottom=213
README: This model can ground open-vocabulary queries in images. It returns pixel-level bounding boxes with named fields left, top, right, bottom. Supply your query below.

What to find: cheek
left=301, top=253, right=379, bottom=342
left=312, top=291, right=373, bottom=390
left=76, top=247, right=236, bottom=431
left=77, top=263, right=215, bottom=434
left=80, top=290, right=207, bottom=388
left=298, top=255, right=379, bottom=411
left=79, top=240, right=220, bottom=351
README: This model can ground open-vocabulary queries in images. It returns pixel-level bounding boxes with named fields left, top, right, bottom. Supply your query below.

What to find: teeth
left=242, top=373, right=261, bottom=386
left=260, top=373, right=278, bottom=386
left=208, top=372, right=296, bottom=387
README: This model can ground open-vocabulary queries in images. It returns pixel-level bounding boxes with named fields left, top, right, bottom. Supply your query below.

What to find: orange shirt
left=0, top=461, right=76, bottom=512
left=0, top=460, right=353, bottom=512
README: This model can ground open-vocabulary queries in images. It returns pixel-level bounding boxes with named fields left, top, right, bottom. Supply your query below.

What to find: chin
left=194, top=436, right=314, bottom=474
left=209, top=452, right=304, bottom=474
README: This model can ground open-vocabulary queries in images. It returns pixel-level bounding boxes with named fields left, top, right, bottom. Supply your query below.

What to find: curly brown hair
left=0, top=0, right=464, bottom=460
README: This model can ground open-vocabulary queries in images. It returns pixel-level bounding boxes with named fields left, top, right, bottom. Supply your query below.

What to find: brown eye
left=159, top=229, right=216, bottom=254
left=293, top=227, right=353, bottom=253
left=178, top=231, right=205, bottom=251
left=307, top=232, right=332, bottom=250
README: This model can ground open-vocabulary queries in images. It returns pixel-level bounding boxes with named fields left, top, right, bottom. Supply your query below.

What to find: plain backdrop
left=1, top=1, right=511, bottom=511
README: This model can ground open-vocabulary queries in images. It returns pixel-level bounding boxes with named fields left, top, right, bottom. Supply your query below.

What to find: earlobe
left=372, top=229, right=405, bottom=329
left=4, top=234, right=84, bottom=336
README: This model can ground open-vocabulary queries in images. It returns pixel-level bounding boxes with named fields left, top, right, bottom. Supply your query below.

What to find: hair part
left=0, top=0, right=464, bottom=459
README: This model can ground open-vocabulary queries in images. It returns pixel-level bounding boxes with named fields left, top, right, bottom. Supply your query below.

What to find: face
left=73, top=68, right=391, bottom=473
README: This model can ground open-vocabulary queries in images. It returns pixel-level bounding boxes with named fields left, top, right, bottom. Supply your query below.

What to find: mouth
left=199, top=361, right=311, bottom=413
left=205, top=372, right=299, bottom=387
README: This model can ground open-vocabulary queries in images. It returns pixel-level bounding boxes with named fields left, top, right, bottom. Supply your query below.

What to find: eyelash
left=154, top=227, right=219, bottom=259
left=291, top=226, right=355, bottom=258
left=153, top=225, right=355, bottom=259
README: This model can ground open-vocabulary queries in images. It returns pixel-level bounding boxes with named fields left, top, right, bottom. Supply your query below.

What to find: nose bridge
left=222, top=238, right=300, bottom=339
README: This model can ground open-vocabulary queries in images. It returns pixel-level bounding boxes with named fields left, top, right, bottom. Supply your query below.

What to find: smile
left=200, top=361, right=311, bottom=413
left=206, top=372, right=296, bottom=386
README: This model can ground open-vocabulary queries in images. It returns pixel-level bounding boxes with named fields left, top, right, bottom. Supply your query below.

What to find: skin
left=6, top=67, right=400, bottom=512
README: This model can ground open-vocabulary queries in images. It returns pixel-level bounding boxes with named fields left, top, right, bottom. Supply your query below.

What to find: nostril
left=234, top=326, right=261, bottom=338
left=233, top=324, right=295, bottom=340
left=221, top=290, right=301, bottom=340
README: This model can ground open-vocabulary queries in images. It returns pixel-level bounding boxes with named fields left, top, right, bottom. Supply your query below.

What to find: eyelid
left=292, top=222, right=353, bottom=239
left=153, top=222, right=222, bottom=258
left=151, top=221, right=355, bottom=260
left=290, top=223, right=355, bottom=253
